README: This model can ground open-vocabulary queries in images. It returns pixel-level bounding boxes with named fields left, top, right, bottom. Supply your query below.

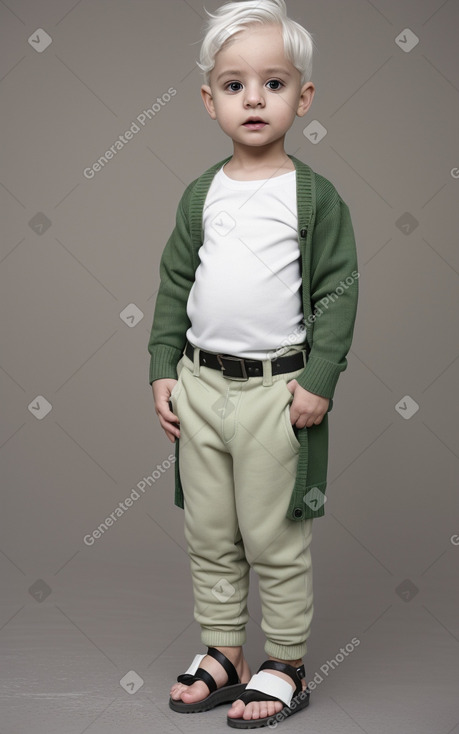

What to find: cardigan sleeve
left=295, top=195, right=359, bottom=399
left=147, top=185, right=196, bottom=384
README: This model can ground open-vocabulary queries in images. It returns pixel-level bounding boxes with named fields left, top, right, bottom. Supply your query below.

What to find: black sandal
left=169, top=646, right=248, bottom=713
left=226, top=659, right=310, bottom=729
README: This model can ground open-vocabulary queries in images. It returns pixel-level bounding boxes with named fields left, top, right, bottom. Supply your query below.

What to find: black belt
left=185, top=341, right=306, bottom=381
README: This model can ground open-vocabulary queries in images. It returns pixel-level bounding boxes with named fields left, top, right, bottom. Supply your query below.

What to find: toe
left=271, top=700, right=283, bottom=716
left=266, top=701, right=276, bottom=717
left=227, top=699, right=246, bottom=718
left=244, top=702, right=259, bottom=720
left=258, top=702, right=269, bottom=719
left=228, top=697, right=285, bottom=721
left=170, top=680, right=210, bottom=703
left=180, top=680, right=209, bottom=703
left=169, top=682, right=185, bottom=700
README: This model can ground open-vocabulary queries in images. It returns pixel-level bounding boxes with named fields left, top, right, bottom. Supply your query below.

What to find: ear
left=296, top=81, right=315, bottom=118
left=201, top=85, right=217, bottom=119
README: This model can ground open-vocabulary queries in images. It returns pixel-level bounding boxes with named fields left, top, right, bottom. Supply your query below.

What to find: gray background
left=1, top=0, right=458, bottom=732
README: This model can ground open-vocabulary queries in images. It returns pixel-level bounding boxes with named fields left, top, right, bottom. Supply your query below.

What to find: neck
left=229, top=139, right=291, bottom=173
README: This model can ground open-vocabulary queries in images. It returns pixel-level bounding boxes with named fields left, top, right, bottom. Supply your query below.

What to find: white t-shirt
left=186, top=164, right=306, bottom=359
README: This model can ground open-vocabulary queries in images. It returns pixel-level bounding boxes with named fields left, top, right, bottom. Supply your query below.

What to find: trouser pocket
left=279, top=368, right=306, bottom=453
left=169, top=356, right=186, bottom=413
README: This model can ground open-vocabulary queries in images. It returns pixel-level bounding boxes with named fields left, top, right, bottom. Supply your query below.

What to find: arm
left=294, top=196, right=359, bottom=403
left=147, top=185, right=197, bottom=441
left=147, top=185, right=196, bottom=384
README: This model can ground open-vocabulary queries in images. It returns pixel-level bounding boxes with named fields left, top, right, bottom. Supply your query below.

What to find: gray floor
left=2, top=527, right=458, bottom=734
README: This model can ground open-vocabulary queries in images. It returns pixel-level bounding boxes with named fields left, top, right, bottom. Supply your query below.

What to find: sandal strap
left=242, top=671, right=294, bottom=707
left=258, top=660, right=305, bottom=695
left=237, top=686, right=286, bottom=707
left=176, top=646, right=240, bottom=692
left=177, top=668, right=217, bottom=693
left=206, top=646, right=240, bottom=686
left=179, top=652, right=206, bottom=678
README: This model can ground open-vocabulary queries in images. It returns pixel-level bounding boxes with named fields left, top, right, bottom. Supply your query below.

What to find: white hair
left=198, top=0, right=315, bottom=85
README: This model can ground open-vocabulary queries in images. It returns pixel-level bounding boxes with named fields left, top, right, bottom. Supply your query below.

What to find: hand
left=152, top=378, right=180, bottom=442
left=286, top=379, right=330, bottom=429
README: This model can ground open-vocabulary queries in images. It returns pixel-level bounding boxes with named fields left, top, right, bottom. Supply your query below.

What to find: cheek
left=276, top=98, right=299, bottom=124
left=213, top=101, right=237, bottom=126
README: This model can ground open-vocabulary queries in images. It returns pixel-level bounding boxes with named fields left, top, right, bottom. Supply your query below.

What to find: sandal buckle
left=296, top=665, right=306, bottom=680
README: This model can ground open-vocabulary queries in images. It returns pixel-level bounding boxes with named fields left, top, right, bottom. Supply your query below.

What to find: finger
left=289, top=404, right=301, bottom=424
left=159, top=414, right=181, bottom=439
left=166, top=424, right=180, bottom=440
left=164, top=400, right=180, bottom=425
left=308, top=415, right=324, bottom=427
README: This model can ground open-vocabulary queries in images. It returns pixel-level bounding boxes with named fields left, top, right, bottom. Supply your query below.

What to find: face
left=201, top=24, right=314, bottom=150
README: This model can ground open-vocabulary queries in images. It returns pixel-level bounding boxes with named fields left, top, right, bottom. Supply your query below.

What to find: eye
left=266, top=79, right=283, bottom=91
left=226, top=81, right=243, bottom=92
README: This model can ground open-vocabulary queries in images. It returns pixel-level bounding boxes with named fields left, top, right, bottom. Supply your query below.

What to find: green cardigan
left=148, top=155, right=358, bottom=520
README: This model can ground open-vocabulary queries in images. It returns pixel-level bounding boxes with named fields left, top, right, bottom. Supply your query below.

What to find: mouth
left=243, top=117, right=267, bottom=129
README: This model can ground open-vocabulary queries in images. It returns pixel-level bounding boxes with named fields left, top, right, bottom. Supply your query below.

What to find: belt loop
left=192, top=345, right=201, bottom=376
left=262, top=357, right=273, bottom=386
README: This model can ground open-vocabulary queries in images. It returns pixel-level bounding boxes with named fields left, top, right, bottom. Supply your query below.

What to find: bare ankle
left=214, top=645, right=243, bottom=658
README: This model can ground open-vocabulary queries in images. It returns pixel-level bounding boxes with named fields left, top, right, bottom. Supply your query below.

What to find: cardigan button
left=300, top=228, right=307, bottom=238
left=293, top=508, right=303, bottom=518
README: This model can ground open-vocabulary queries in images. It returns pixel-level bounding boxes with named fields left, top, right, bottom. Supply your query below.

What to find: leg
left=225, top=361, right=314, bottom=722
left=169, top=353, right=252, bottom=704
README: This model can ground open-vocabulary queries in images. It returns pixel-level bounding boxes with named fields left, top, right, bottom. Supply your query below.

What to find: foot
left=170, top=646, right=251, bottom=704
left=227, top=656, right=307, bottom=722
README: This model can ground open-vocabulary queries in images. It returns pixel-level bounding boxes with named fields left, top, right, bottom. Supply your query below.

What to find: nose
left=243, top=82, right=265, bottom=108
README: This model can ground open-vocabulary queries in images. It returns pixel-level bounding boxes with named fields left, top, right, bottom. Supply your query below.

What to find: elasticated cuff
left=149, top=344, right=183, bottom=383
left=201, top=629, right=247, bottom=649
left=264, top=640, right=308, bottom=661
left=295, top=354, right=343, bottom=399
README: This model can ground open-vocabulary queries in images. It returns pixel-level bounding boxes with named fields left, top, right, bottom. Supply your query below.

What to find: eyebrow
left=216, top=67, right=292, bottom=82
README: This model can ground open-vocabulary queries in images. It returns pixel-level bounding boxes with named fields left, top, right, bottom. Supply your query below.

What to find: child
left=148, top=0, right=358, bottom=727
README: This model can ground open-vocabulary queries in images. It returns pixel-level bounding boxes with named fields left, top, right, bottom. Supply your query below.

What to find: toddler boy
left=148, top=0, right=358, bottom=727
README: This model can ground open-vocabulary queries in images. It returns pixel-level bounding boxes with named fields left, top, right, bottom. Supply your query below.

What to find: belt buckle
left=217, top=354, right=249, bottom=381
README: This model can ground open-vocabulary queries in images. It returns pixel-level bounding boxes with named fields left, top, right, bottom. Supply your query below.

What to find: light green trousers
left=170, top=343, right=313, bottom=661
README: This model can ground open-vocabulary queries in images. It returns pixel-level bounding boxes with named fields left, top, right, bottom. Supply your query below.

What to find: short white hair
left=198, top=0, right=315, bottom=86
